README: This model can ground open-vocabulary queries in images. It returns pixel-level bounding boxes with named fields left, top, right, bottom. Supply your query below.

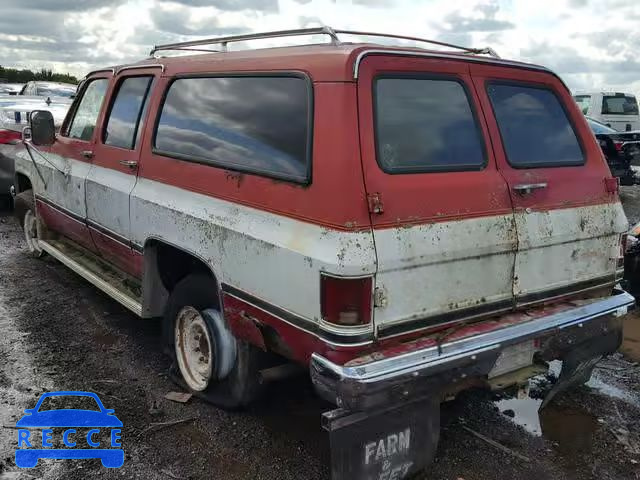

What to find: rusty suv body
left=10, top=27, right=634, bottom=478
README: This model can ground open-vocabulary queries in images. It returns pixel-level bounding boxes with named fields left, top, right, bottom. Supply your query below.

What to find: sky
left=1, top=0, right=639, bottom=93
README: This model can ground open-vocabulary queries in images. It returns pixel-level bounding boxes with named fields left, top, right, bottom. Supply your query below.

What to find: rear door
left=470, top=64, right=627, bottom=306
left=86, top=71, right=156, bottom=278
left=357, top=55, right=517, bottom=338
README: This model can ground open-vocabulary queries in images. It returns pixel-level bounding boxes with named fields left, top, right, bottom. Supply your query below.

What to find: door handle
left=119, top=160, right=138, bottom=169
left=81, top=150, right=93, bottom=159
left=513, top=182, right=547, bottom=195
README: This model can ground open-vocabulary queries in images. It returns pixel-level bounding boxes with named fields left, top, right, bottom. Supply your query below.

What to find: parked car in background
left=0, top=83, right=25, bottom=96
left=18, top=81, right=76, bottom=99
left=0, top=95, right=72, bottom=203
left=574, top=91, right=640, bottom=132
left=586, top=116, right=640, bottom=185
left=8, top=27, right=635, bottom=479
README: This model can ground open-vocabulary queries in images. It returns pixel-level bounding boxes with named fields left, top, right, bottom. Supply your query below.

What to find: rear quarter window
left=374, top=76, right=486, bottom=173
left=487, top=83, right=584, bottom=168
left=154, top=75, right=311, bottom=183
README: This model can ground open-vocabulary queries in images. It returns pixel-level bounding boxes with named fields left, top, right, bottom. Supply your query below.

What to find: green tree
left=0, top=66, right=79, bottom=84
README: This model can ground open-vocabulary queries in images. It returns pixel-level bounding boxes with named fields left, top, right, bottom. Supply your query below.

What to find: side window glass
left=154, top=76, right=311, bottom=183
left=103, top=76, right=153, bottom=150
left=67, top=78, right=109, bottom=141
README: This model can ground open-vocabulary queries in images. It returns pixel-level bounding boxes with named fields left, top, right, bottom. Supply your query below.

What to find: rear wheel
left=13, top=190, right=45, bottom=258
left=163, top=273, right=264, bottom=409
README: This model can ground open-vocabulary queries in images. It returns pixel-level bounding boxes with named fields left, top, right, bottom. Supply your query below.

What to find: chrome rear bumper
left=310, top=290, right=635, bottom=410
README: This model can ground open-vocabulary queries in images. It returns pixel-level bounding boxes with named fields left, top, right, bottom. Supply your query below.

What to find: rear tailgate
left=469, top=64, right=627, bottom=305
left=356, top=54, right=517, bottom=338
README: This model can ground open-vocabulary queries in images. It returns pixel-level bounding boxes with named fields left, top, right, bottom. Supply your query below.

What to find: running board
left=39, top=240, right=143, bottom=316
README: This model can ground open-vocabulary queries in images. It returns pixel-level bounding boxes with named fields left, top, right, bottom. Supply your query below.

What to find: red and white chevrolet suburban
left=11, top=27, right=635, bottom=479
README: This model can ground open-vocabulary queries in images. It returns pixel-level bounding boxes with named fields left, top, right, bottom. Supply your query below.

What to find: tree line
left=0, top=66, right=79, bottom=84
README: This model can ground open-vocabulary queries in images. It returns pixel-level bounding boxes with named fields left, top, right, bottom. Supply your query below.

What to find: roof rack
left=149, top=26, right=499, bottom=58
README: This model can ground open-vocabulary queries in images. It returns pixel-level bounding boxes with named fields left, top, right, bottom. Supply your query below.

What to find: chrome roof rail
left=150, top=26, right=340, bottom=56
left=333, top=29, right=498, bottom=56
left=149, top=26, right=498, bottom=57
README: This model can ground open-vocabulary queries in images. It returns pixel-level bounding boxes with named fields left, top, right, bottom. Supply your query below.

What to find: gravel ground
left=0, top=206, right=639, bottom=480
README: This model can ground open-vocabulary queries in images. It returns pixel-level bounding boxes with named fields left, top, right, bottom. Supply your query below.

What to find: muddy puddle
left=495, top=358, right=638, bottom=460
left=495, top=395, right=598, bottom=452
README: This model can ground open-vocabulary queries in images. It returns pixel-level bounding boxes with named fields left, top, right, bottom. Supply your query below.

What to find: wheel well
left=155, top=242, right=214, bottom=292
left=140, top=240, right=219, bottom=318
left=15, top=173, right=32, bottom=193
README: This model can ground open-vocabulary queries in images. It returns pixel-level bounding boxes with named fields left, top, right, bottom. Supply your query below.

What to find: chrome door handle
left=81, top=150, right=93, bottom=159
left=513, top=182, right=547, bottom=195
left=119, top=160, right=138, bottom=168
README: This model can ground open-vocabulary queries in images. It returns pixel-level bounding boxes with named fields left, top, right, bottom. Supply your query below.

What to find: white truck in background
left=574, top=91, right=640, bottom=132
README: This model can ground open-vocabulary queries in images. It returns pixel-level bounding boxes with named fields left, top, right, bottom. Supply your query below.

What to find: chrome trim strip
left=86, top=218, right=131, bottom=249
left=222, top=287, right=374, bottom=348
left=352, top=48, right=551, bottom=79
left=35, top=195, right=84, bottom=224
left=85, top=68, right=115, bottom=78
left=311, top=292, right=634, bottom=383
left=40, top=240, right=143, bottom=316
left=117, top=64, right=165, bottom=74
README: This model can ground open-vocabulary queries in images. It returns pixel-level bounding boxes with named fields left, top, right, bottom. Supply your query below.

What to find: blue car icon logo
left=15, top=391, right=123, bottom=468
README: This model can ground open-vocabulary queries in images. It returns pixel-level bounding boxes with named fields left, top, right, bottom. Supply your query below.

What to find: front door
left=470, top=64, right=627, bottom=305
left=357, top=55, right=517, bottom=338
left=85, top=73, right=155, bottom=278
left=37, top=76, right=111, bottom=252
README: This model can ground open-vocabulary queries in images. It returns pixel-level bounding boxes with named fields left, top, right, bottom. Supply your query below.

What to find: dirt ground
left=1, top=198, right=640, bottom=480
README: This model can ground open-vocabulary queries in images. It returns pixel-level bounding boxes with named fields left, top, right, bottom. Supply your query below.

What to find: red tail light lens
left=605, top=177, right=619, bottom=193
left=618, top=234, right=627, bottom=268
left=614, top=141, right=624, bottom=152
left=320, top=274, right=373, bottom=326
left=0, top=129, right=21, bottom=144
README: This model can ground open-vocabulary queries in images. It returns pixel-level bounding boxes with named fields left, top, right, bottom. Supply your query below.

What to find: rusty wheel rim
left=174, top=306, right=213, bottom=391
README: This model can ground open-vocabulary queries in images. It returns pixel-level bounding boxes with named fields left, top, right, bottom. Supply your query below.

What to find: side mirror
left=29, top=110, right=56, bottom=146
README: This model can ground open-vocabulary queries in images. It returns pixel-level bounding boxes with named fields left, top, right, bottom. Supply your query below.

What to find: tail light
left=614, top=141, right=624, bottom=152
left=618, top=234, right=627, bottom=269
left=320, top=274, right=373, bottom=326
left=605, top=177, right=619, bottom=193
left=0, top=129, right=21, bottom=145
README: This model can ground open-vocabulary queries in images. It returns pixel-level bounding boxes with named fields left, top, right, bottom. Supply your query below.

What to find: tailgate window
left=374, top=76, right=486, bottom=173
left=487, top=83, right=584, bottom=168
left=602, top=94, right=639, bottom=115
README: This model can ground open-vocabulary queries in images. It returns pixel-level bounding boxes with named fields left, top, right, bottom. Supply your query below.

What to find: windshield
left=602, top=95, right=639, bottom=116
left=587, top=117, right=617, bottom=134
left=39, top=86, right=76, bottom=98
left=573, top=95, right=591, bottom=114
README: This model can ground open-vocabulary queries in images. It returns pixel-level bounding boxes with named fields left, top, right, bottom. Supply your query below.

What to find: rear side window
left=374, top=77, right=485, bottom=173
left=154, top=75, right=311, bottom=183
left=103, top=76, right=153, bottom=149
left=67, top=78, right=109, bottom=141
left=487, top=83, right=584, bottom=168
left=602, top=94, right=639, bottom=116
